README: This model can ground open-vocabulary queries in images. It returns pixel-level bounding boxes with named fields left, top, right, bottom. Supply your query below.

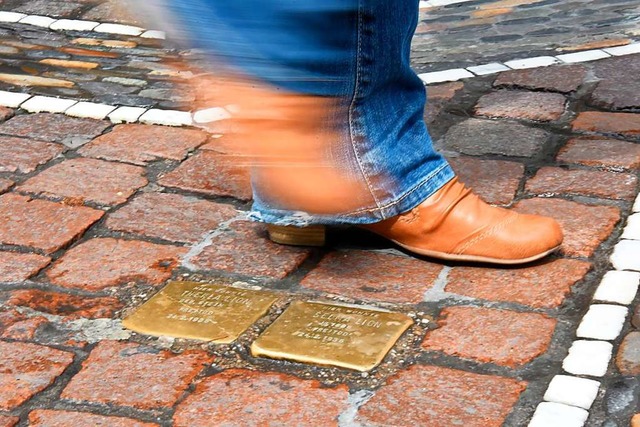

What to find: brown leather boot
left=268, top=177, right=563, bottom=265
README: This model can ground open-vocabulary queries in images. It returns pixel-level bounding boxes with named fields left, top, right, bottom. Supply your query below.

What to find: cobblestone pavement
left=1, top=1, right=640, bottom=427
left=415, top=0, right=640, bottom=72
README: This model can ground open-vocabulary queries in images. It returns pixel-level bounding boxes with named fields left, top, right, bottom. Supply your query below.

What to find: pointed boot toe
left=361, top=177, right=564, bottom=264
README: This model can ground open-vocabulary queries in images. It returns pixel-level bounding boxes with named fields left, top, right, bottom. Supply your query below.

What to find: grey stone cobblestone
left=414, top=0, right=640, bottom=72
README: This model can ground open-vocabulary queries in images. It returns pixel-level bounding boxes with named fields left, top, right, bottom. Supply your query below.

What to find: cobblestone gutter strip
left=526, top=194, right=640, bottom=426
left=0, top=11, right=164, bottom=39
left=1, top=41, right=638, bottom=128
left=418, top=42, right=640, bottom=84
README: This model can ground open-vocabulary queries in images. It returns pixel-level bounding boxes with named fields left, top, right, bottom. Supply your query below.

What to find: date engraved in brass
left=122, top=281, right=279, bottom=343
left=251, top=301, right=413, bottom=371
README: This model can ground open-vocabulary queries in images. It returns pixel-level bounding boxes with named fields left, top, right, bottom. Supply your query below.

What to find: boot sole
left=267, top=224, right=560, bottom=265
left=390, top=240, right=561, bottom=265
left=267, top=224, right=326, bottom=247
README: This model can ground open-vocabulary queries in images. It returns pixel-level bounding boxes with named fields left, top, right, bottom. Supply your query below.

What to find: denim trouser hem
left=248, top=163, right=455, bottom=227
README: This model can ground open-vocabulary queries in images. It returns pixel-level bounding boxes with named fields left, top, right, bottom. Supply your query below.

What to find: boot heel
left=267, top=224, right=326, bottom=247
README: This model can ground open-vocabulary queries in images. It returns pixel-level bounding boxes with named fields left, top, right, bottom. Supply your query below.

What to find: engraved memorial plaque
left=122, top=281, right=279, bottom=343
left=251, top=301, right=413, bottom=371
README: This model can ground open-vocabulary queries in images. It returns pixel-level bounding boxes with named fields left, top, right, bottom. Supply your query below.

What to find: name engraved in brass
left=122, top=281, right=279, bottom=343
left=251, top=301, right=413, bottom=371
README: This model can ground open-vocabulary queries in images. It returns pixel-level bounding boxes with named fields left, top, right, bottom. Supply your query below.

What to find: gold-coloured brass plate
left=251, top=301, right=413, bottom=371
left=122, top=281, right=279, bottom=343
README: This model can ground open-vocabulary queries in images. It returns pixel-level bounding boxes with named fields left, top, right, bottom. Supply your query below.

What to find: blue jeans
left=163, top=0, right=455, bottom=226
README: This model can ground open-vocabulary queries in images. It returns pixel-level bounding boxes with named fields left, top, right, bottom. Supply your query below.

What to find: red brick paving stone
left=446, top=259, right=591, bottom=308
left=513, top=198, right=620, bottom=257
left=6, top=289, right=123, bottom=319
left=615, top=331, right=640, bottom=375
left=47, top=238, right=186, bottom=291
left=422, top=306, right=556, bottom=367
left=190, top=221, right=310, bottom=279
left=18, top=158, right=147, bottom=206
left=300, top=250, right=442, bottom=303
left=572, top=112, right=640, bottom=139
left=448, top=156, right=524, bottom=205
left=0, top=113, right=109, bottom=147
left=493, top=64, right=587, bottom=93
left=1, top=316, right=49, bottom=340
left=0, top=107, right=14, bottom=122
left=0, top=178, right=13, bottom=194
left=474, top=90, right=567, bottom=122
left=427, top=81, right=464, bottom=100
left=0, top=416, right=18, bottom=427
left=59, top=47, right=120, bottom=59
left=0, top=309, right=47, bottom=340
left=0, top=251, right=51, bottom=281
left=425, top=100, right=445, bottom=124
left=356, top=365, right=526, bottom=427
left=158, top=151, right=252, bottom=200
left=61, top=341, right=212, bottom=409
left=526, top=167, right=638, bottom=200
left=105, top=192, right=238, bottom=244
left=173, top=369, right=349, bottom=427
left=0, top=194, right=104, bottom=253
left=82, top=0, right=144, bottom=24
left=15, top=0, right=85, bottom=17
left=0, top=136, right=63, bottom=173
left=28, top=410, right=158, bottom=427
left=0, top=341, right=74, bottom=410
left=590, top=55, right=640, bottom=111
left=0, top=309, right=27, bottom=332
left=79, top=124, right=207, bottom=165
left=557, top=137, right=640, bottom=170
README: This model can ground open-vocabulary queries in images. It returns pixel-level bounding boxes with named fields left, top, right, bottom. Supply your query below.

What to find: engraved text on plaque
left=123, top=281, right=279, bottom=343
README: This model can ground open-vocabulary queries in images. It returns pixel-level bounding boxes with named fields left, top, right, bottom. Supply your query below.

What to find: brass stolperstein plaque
left=251, top=301, right=413, bottom=371
left=122, top=281, right=279, bottom=343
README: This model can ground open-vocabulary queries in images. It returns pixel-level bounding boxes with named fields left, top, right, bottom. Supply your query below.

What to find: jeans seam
left=348, top=0, right=381, bottom=209
left=346, top=162, right=451, bottom=215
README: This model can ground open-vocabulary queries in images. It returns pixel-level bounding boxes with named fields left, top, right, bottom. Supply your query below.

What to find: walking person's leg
left=139, top=0, right=563, bottom=264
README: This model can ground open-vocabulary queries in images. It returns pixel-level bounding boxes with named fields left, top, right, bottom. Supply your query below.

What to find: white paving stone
left=65, top=102, right=116, bottom=120
left=555, top=49, right=610, bottom=64
left=543, top=375, right=600, bottom=410
left=576, top=304, right=628, bottom=340
left=49, top=19, right=99, bottom=31
left=0, top=91, right=31, bottom=108
left=420, top=0, right=474, bottom=7
left=504, top=56, right=559, bottom=69
left=634, top=194, right=640, bottom=212
left=466, top=62, right=510, bottom=76
left=418, top=68, right=474, bottom=84
left=108, top=106, right=147, bottom=124
left=20, top=96, right=77, bottom=114
left=528, top=402, right=589, bottom=427
left=19, top=15, right=56, bottom=28
left=603, top=43, right=640, bottom=56
left=563, top=340, right=613, bottom=377
left=193, top=107, right=232, bottom=124
left=93, top=23, right=144, bottom=36
left=139, top=109, right=193, bottom=127
left=622, top=213, right=640, bottom=240
left=610, top=240, right=640, bottom=271
left=140, top=30, right=166, bottom=39
left=593, top=270, right=640, bottom=305
left=0, top=11, right=26, bottom=23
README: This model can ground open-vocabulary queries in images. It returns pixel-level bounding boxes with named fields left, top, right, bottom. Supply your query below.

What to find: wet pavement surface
left=0, top=1, right=640, bottom=426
